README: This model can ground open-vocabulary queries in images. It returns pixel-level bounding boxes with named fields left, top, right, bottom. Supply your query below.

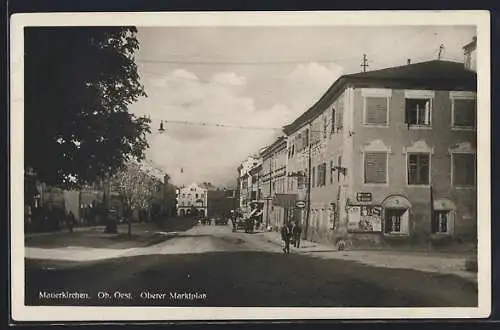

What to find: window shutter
left=365, top=152, right=387, bottom=184
left=365, top=97, right=387, bottom=125
left=448, top=211, right=455, bottom=234
left=400, top=210, right=409, bottom=234
left=454, top=99, right=476, bottom=127
left=453, top=153, right=475, bottom=186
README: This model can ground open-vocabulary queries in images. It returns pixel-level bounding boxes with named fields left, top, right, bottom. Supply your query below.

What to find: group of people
left=280, top=220, right=302, bottom=254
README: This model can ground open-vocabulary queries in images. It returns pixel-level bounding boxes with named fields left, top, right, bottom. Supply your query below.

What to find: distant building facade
left=237, top=156, right=260, bottom=213
left=176, top=183, right=208, bottom=217
left=260, top=136, right=290, bottom=230
left=207, top=189, right=237, bottom=218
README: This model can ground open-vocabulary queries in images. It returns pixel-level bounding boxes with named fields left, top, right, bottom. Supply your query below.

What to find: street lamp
left=158, top=120, right=166, bottom=133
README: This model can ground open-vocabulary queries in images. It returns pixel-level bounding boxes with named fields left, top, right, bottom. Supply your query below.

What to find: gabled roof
left=283, top=60, right=476, bottom=135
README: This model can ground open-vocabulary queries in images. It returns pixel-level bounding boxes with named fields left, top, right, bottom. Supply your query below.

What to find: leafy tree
left=111, top=161, right=157, bottom=238
left=24, top=27, right=150, bottom=189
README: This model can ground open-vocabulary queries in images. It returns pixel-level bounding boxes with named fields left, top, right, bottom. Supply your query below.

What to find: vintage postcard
left=10, top=10, right=491, bottom=322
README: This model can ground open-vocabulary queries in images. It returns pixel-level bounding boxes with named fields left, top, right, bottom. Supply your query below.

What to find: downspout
left=266, top=153, right=272, bottom=228
left=305, top=122, right=313, bottom=240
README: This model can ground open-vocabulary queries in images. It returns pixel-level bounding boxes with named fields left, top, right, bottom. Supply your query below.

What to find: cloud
left=132, top=63, right=343, bottom=187
left=285, top=62, right=344, bottom=111
left=212, top=72, right=247, bottom=86
left=132, top=68, right=290, bottom=187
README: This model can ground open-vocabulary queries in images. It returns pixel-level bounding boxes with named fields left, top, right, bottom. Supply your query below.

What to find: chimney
left=407, top=59, right=411, bottom=65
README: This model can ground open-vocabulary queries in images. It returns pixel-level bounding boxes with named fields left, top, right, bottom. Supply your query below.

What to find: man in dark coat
left=281, top=222, right=292, bottom=254
left=292, top=221, right=302, bottom=248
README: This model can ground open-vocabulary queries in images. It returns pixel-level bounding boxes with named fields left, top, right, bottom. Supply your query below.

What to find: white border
left=10, top=10, right=491, bottom=321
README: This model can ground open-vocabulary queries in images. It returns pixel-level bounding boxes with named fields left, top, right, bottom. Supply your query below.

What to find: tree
left=24, top=27, right=150, bottom=189
left=111, top=161, right=156, bottom=239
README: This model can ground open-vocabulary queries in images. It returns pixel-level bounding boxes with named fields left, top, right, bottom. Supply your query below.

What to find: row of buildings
left=237, top=37, right=478, bottom=249
left=176, top=182, right=237, bottom=218
left=24, top=171, right=176, bottom=232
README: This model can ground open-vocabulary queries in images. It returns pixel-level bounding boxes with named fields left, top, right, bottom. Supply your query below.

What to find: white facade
left=238, top=156, right=260, bottom=212
left=176, top=183, right=208, bottom=217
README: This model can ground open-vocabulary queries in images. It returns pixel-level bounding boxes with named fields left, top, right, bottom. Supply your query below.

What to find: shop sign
left=295, top=201, right=306, bottom=208
left=347, top=205, right=382, bottom=232
left=356, top=192, right=372, bottom=202
left=272, top=193, right=297, bottom=208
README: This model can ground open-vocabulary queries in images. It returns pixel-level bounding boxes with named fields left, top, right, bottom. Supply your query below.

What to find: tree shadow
left=25, top=217, right=201, bottom=250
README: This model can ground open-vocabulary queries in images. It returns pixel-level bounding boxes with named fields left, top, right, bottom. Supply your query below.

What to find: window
left=405, top=98, right=432, bottom=126
left=364, top=152, right=387, bottom=184
left=317, top=163, right=326, bottom=187
left=432, top=211, right=451, bottom=234
left=331, top=108, right=336, bottom=134
left=195, top=194, right=198, bottom=198
left=303, top=129, right=309, bottom=147
left=330, top=160, right=334, bottom=184
left=297, top=133, right=303, bottom=151
left=337, top=103, right=344, bottom=131
left=322, top=163, right=327, bottom=186
left=453, top=98, right=476, bottom=129
left=407, top=153, right=430, bottom=185
left=323, top=115, right=328, bottom=138
left=384, top=208, right=409, bottom=234
left=452, top=153, right=475, bottom=187
left=364, top=97, right=388, bottom=125
left=297, top=175, right=304, bottom=189
left=312, top=167, right=316, bottom=188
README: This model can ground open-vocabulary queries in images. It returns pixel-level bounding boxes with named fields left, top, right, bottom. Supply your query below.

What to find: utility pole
left=438, top=43, right=445, bottom=60
left=360, top=53, right=369, bottom=72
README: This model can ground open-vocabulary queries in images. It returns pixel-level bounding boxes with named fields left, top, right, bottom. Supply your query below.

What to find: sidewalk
left=258, top=231, right=477, bottom=284
left=25, top=222, right=174, bottom=263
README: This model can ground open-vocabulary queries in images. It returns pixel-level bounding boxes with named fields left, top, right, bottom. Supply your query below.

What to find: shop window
left=384, top=208, right=409, bottom=234
left=407, top=153, right=430, bottom=185
left=364, top=152, right=387, bottom=184
left=432, top=210, right=452, bottom=234
left=452, top=153, right=475, bottom=187
left=405, top=98, right=432, bottom=126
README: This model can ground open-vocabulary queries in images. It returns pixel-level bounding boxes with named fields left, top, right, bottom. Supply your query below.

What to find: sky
left=128, top=25, right=476, bottom=187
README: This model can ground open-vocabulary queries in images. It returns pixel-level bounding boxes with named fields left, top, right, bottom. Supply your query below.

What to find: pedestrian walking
left=67, top=210, right=76, bottom=233
left=280, top=222, right=292, bottom=254
left=292, top=221, right=302, bottom=248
